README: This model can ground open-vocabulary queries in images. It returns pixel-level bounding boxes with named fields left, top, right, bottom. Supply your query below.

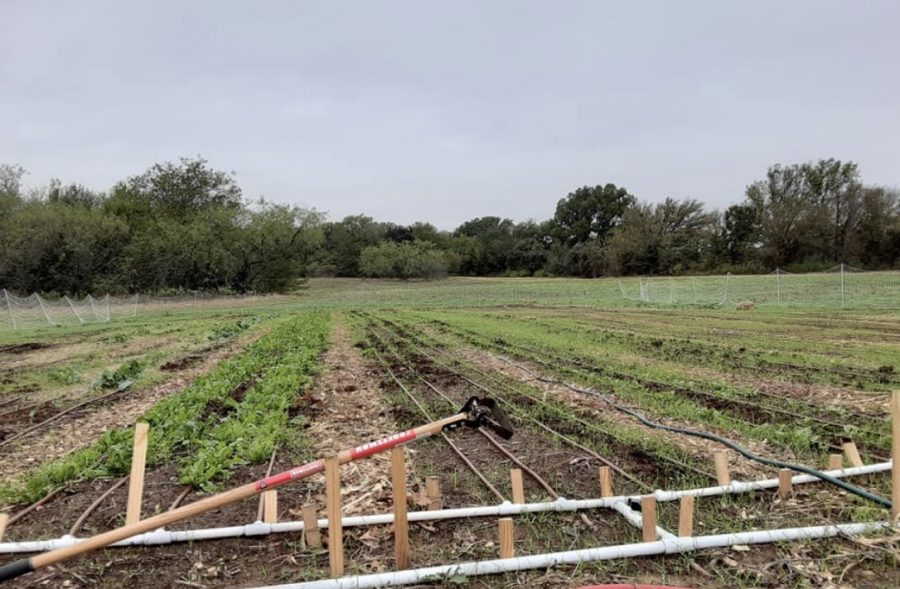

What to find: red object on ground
left=579, top=585, right=696, bottom=589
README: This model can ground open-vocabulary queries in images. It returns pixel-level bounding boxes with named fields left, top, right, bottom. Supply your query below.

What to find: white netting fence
left=1, top=290, right=138, bottom=330
left=618, top=265, right=900, bottom=308
left=0, top=291, right=291, bottom=332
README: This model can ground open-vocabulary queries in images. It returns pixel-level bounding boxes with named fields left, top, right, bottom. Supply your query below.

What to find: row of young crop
left=2, top=311, right=330, bottom=505
left=388, top=310, right=889, bottom=459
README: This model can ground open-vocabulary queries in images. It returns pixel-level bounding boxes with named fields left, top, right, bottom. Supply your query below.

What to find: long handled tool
left=0, top=396, right=513, bottom=583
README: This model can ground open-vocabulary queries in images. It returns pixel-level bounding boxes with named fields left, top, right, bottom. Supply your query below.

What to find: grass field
left=0, top=278, right=898, bottom=588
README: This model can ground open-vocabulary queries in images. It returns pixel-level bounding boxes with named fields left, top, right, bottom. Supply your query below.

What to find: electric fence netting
left=1, top=290, right=138, bottom=331
left=618, top=265, right=900, bottom=308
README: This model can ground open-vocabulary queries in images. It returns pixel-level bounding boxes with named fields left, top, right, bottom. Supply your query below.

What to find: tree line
left=0, top=157, right=897, bottom=294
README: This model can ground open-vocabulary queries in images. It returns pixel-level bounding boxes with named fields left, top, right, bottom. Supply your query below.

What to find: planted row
left=2, top=311, right=330, bottom=504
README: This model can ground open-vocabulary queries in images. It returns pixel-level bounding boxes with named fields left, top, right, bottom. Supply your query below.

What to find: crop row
left=359, top=315, right=712, bottom=490
left=2, top=311, right=330, bottom=504
left=387, top=310, right=889, bottom=459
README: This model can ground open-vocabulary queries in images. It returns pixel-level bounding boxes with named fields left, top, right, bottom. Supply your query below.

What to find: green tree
left=721, top=203, right=761, bottom=265
left=551, top=184, right=635, bottom=246
left=318, top=215, right=389, bottom=276
left=0, top=200, right=128, bottom=293
left=850, top=186, right=900, bottom=267
left=745, top=159, right=868, bottom=266
left=230, top=202, right=324, bottom=292
left=0, top=164, right=26, bottom=223
left=604, top=198, right=715, bottom=275
left=453, top=216, right=516, bottom=275
left=746, top=163, right=814, bottom=266
left=359, top=241, right=448, bottom=278
left=106, top=157, right=242, bottom=225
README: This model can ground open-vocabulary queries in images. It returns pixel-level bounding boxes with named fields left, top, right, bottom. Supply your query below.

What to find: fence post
left=35, top=295, right=56, bottom=326
left=391, top=447, right=409, bottom=569
left=713, top=451, right=731, bottom=486
left=3, top=290, right=16, bottom=331
left=641, top=496, right=658, bottom=542
left=325, top=456, right=344, bottom=577
left=891, top=391, right=899, bottom=522
left=301, top=503, right=321, bottom=548
left=498, top=518, right=515, bottom=558
left=88, top=294, right=99, bottom=321
left=842, top=441, right=863, bottom=467
left=425, top=476, right=442, bottom=510
left=598, top=466, right=613, bottom=498
left=65, top=296, right=85, bottom=325
left=840, top=263, right=846, bottom=308
left=775, top=268, right=782, bottom=304
left=262, top=491, right=278, bottom=523
left=125, top=423, right=150, bottom=525
left=827, top=454, right=843, bottom=470
left=677, top=495, right=694, bottom=537
left=510, top=469, right=525, bottom=504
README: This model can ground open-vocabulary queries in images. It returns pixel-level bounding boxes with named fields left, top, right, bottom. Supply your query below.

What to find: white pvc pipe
left=651, top=461, right=892, bottom=502
left=608, top=499, right=675, bottom=539
left=0, top=462, right=890, bottom=554
left=254, top=521, right=892, bottom=589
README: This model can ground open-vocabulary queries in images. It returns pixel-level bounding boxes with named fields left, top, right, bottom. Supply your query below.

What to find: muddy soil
left=0, top=342, right=51, bottom=354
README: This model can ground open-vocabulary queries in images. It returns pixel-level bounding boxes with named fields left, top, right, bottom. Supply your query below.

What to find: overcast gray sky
left=2, top=1, right=898, bottom=228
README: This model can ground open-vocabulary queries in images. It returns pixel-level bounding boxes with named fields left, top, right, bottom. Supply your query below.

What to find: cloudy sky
left=2, top=1, right=898, bottom=228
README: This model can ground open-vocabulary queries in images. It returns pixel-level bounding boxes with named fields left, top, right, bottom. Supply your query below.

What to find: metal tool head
left=444, top=396, right=514, bottom=439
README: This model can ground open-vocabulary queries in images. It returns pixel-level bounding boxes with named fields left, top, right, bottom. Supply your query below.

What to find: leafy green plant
left=208, top=317, right=261, bottom=341
left=48, top=366, right=81, bottom=385
left=2, top=312, right=330, bottom=505
left=95, top=359, right=144, bottom=390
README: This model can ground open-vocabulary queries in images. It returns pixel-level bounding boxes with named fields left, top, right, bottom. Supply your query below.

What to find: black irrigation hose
left=543, top=372, right=894, bottom=509
left=379, top=312, right=894, bottom=509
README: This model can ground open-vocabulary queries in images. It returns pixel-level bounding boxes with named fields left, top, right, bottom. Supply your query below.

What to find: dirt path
left=303, top=318, right=415, bottom=517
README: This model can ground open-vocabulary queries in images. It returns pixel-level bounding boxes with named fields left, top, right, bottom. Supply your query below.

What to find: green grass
left=293, top=273, right=900, bottom=310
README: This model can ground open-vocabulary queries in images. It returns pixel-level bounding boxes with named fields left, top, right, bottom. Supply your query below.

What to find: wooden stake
left=0, top=513, right=8, bottom=542
left=713, top=450, right=730, bottom=486
left=827, top=454, right=844, bottom=471
left=778, top=469, right=793, bottom=500
left=641, top=496, right=658, bottom=542
left=891, top=391, right=900, bottom=522
left=5, top=410, right=472, bottom=584
left=842, top=441, right=863, bottom=468
left=498, top=518, right=514, bottom=558
left=391, top=447, right=409, bottom=569
left=301, top=503, right=321, bottom=548
left=125, top=423, right=149, bottom=526
left=510, top=468, right=525, bottom=504
left=325, top=455, right=343, bottom=577
left=677, top=495, right=694, bottom=537
left=262, top=490, right=278, bottom=523
left=598, top=466, right=613, bottom=498
left=425, top=476, right=442, bottom=510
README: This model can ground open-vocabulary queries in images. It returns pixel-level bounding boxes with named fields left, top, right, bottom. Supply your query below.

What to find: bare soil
left=2, top=316, right=897, bottom=589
